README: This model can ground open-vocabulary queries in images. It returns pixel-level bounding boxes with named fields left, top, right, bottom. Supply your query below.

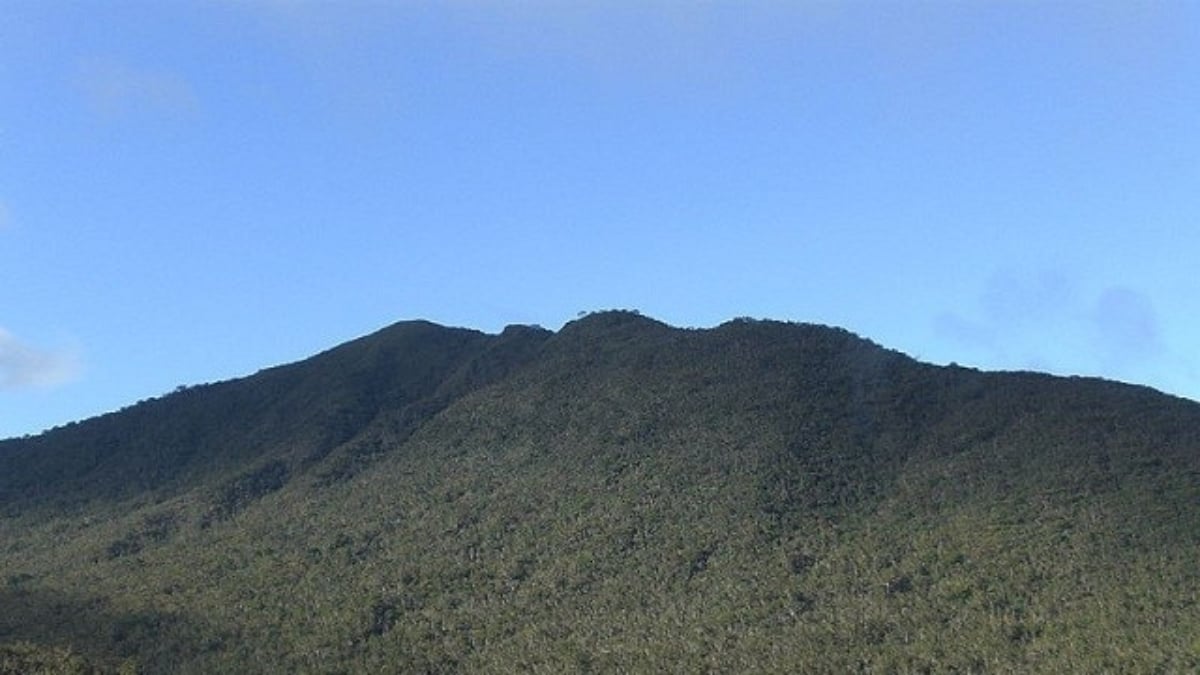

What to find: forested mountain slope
left=2, top=311, right=1197, bottom=673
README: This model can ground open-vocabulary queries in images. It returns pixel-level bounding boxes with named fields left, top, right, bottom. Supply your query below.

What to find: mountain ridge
left=1, top=311, right=1197, bottom=672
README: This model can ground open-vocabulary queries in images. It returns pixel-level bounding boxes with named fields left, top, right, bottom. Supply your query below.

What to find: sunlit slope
left=1, top=311, right=1197, bottom=673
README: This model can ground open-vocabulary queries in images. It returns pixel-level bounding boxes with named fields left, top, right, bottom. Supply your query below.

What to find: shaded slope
left=0, top=320, right=551, bottom=511
left=1, top=311, right=1197, bottom=672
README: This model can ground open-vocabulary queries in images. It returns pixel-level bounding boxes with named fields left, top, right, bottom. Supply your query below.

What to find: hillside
left=1, top=311, right=1198, bottom=673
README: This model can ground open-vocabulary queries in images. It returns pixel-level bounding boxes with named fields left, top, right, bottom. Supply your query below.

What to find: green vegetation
left=2, top=311, right=1198, bottom=672
left=0, top=641, right=112, bottom=675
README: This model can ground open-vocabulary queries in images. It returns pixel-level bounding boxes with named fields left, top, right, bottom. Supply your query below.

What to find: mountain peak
left=2, top=312, right=1199, bottom=673
left=560, top=308, right=671, bottom=334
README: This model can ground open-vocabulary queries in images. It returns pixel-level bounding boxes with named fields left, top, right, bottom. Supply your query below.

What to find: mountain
left=1, top=311, right=1198, bottom=673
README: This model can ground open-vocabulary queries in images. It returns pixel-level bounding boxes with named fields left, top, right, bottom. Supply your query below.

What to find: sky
left=1, top=1, right=1198, bottom=439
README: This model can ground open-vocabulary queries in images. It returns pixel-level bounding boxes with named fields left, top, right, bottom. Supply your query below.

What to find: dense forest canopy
left=2, top=312, right=1198, bottom=672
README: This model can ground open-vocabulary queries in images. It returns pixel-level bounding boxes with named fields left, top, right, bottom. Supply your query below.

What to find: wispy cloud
left=76, top=58, right=199, bottom=120
left=233, top=3, right=825, bottom=98
left=934, top=270, right=1168, bottom=382
left=0, top=328, right=80, bottom=390
left=1091, top=287, right=1162, bottom=369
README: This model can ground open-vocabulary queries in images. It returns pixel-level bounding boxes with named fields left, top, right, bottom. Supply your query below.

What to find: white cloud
left=0, top=328, right=80, bottom=390
left=76, top=59, right=199, bottom=120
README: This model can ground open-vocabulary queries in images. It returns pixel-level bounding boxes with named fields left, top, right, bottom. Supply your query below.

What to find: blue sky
left=2, top=2, right=1198, bottom=439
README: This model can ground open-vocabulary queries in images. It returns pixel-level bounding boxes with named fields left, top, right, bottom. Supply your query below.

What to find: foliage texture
left=1, top=312, right=1198, bottom=672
